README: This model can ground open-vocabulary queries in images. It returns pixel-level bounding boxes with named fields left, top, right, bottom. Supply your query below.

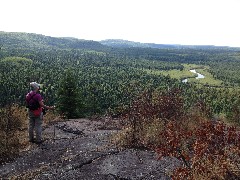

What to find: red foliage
left=122, top=89, right=184, bottom=148
left=156, top=120, right=240, bottom=179
left=121, top=88, right=240, bottom=178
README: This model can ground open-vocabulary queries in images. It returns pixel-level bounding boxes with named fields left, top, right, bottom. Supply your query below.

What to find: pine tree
left=57, top=68, right=80, bottom=118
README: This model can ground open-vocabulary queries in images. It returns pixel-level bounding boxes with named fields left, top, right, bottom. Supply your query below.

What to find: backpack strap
left=27, top=93, right=37, bottom=104
left=26, top=93, right=40, bottom=109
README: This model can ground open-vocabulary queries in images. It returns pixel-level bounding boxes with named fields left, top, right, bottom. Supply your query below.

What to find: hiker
left=26, top=82, right=54, bottom=144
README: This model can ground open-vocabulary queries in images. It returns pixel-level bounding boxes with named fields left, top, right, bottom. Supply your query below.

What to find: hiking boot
left=29, top=138, right=35, bottom=143
left=35, top=140, right=44, bottom=145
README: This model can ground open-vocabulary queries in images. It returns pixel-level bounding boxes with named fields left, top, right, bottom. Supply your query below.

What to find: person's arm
left=39, top=100, right=54, bottom=110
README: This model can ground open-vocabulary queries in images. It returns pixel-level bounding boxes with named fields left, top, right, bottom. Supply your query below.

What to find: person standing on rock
left=26, top=82, right=54, bottom=144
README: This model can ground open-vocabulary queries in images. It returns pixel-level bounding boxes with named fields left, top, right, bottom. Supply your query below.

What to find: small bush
left=114, top=89, right=185, bottom=148
left=113, top=88, right=204, bottom=150
left=0, top=104, right=26, bottom=163
left=0, top=104, right=60, bottom=164
left=159, top=121, right=240, bottom=179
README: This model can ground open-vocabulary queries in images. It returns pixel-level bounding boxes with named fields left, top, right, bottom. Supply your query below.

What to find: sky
left=1, top=0, right=240, bottom=47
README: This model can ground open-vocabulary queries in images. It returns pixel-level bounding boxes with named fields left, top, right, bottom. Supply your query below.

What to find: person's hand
left=50, top=106, right=55, bottom=110
left=46, top=106, right=55, bottom=110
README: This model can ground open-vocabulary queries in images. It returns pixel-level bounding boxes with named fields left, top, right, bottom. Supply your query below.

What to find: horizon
left=1, top=30, right=239, bottom=48
left=1, top=0, right=240, bottom=48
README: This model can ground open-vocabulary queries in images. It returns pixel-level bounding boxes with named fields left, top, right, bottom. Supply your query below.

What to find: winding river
left=182, top=69, right=205, bottom=83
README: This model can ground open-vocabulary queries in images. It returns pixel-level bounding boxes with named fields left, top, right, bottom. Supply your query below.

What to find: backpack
left=26, top=93, right=40, bottom=110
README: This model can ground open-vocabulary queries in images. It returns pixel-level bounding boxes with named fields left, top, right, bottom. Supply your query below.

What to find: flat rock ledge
left=0, top=118, right=181, bottom=179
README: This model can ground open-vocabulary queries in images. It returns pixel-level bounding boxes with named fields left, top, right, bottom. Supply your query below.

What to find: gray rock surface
left=0, top=118, right=181, bottom=179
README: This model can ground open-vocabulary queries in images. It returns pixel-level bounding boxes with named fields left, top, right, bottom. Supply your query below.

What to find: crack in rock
left=71, top=150, right=120, bottom=170
left=57, top=124, right=85, bottom=135
left=108, top=173, right=131, bottom=180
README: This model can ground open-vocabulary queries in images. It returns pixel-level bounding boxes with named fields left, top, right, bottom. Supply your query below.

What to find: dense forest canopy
left=1, top=31, right=240, bottom=119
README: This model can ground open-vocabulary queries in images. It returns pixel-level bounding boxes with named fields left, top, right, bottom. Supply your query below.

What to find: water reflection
left=182, top=69, right=205, bottom=83
left=190, top=69, right=205, bottom=79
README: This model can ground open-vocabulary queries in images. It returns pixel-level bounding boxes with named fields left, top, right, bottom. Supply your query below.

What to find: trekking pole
left=53, top=123, right=56, bottom=142
left=53, top=106, right=56, bottom=142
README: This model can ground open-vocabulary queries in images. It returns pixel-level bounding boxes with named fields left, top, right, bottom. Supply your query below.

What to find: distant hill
left=100, top=39, right=149, bottom=48
left=100, top=39, right=179, bottom=49
left=100, top=39, right=234, bottom=50
left=0, top=31, right=107, bottom=51
left=0, top=32, right=237, bottom=53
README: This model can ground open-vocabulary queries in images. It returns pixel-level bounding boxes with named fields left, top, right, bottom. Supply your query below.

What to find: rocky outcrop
left=0, top=119, right=181, bottom=179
